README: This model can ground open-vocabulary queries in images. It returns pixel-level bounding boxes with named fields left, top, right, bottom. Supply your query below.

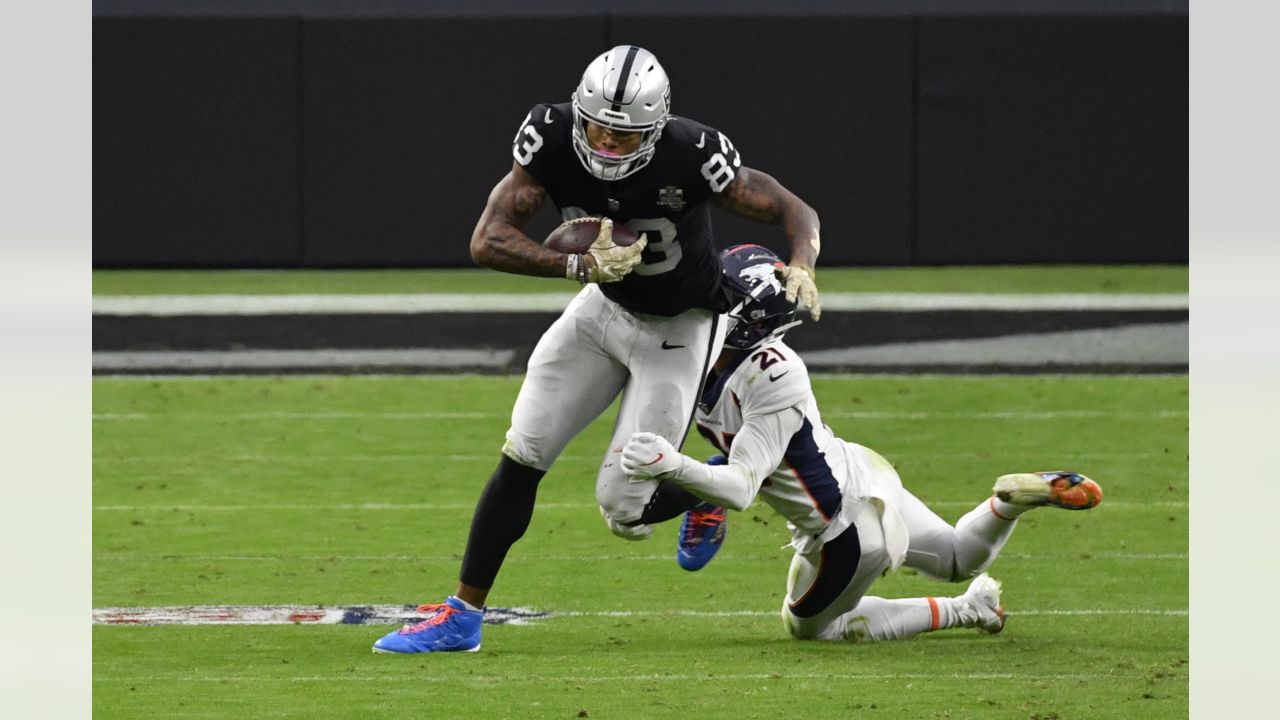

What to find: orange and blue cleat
left=993, top=471, right=1103, bottom=510
left=372, top=596, right=482, bottom=654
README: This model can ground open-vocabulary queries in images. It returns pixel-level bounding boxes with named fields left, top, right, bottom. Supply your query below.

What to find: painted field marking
left=92, top=604, right=1188, bottom=627
left=92, top=500, right=1187, bottom=512
left=93, top=409, right=1186, bottom=421
left=91, top=552, right=1185, bottom=563
left=92, top=670, right=1189, bottom=683
left=92, top=451, right=1180, bottom=465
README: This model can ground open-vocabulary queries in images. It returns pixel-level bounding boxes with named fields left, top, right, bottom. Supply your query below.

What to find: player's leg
left=840, top=574, right=1006, bottom=642
left=781, top=502, right=890, bottom=641
left=899, top=473, right=1102, bottom=582
left=895, top=487, right=1021, bottom=582
left=373, top=289, right=627, bottom=654
left=595, top=309, right=725, bottom=538
left=780, top=497, right=1005, bottom=643
left=857, top=444, right=1024, bottom=582
left=465, top=287, right=628, bottom=586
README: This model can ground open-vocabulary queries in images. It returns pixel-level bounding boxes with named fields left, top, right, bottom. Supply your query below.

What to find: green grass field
left=91, top=265, right=1189, bottom=296
left=93, top=374, right=1188, bottom=719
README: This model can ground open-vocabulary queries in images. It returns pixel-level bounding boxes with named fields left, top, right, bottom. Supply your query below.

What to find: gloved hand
left=782, top=263, right=821, bottom=320
left=621, top=431, right=682, bottom=481
left=584, top=219, right=648, bottom=283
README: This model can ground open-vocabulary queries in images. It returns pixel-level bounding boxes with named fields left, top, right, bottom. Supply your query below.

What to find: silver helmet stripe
left=610, top=46, right=641, bottom=110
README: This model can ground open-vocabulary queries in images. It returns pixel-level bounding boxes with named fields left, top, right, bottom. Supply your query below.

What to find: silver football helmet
left=571, top=45, right=671, bottom=181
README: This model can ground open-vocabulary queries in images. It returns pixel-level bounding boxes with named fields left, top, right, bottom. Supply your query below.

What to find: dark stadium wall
left=91, top=1, right=1188, bottom=268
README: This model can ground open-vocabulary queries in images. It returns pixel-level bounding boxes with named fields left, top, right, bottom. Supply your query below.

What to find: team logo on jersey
left=608, top=198, right=620, bottom=213
left=658, top=186, right=686, bottom=212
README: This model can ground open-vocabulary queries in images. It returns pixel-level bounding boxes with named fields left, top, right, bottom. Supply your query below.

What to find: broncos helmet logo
left=720, top=245, right=800, bottom=349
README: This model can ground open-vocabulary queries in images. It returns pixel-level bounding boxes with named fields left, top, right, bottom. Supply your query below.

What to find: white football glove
left=621, top=431, right=682, bottom=481
left=782, top=263, right=821, bottom=320
left=584, top=219, right=648, bottom=283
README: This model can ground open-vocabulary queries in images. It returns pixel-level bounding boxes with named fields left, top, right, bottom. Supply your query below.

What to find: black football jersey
left=512, top=102, right=740, bottom=316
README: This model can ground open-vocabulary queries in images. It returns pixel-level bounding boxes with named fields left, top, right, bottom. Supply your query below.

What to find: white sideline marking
left=93, top=292, right=1189, bottom=316
left=92, top=604, right=1187, bottom=627
left=93, top=348, right=517, bottom=371
left=92, top=500, right=1187, bottom=512
left=93, top=671, right=1188, bottom=683
left=92, top=552, right=1186, bottom=562
left=92, top=451, right=1180, bottom=465
left=92, top=409, right=1186, bottom=421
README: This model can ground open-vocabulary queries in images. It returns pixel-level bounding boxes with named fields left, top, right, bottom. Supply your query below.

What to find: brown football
left=543, top=217, right=641, bottom=254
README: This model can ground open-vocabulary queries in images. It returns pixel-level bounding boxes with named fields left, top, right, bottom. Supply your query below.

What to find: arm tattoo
left=470, top=167, right=566, bottom=277
left=713, top=167, right=783, bottom=224
left=713, top=166, right=821, bottom=267
left=508, top=183, right=548, bottom=226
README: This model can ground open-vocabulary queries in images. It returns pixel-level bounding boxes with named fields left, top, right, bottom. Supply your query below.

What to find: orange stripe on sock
left=989, top=496, right=1015, bottom=521
left=926, top=597, right=940, bottom=631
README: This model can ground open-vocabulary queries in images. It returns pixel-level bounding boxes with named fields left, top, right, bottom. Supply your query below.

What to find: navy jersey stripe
left=787, top=522, right=861, bottom=618
left=611, top=46, right=640, bottom=109
left=783, top=418, right=842, bottom=521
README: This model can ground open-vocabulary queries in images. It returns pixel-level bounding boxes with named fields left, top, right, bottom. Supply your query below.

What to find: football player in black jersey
left=374, top=45, right=823, bottom=654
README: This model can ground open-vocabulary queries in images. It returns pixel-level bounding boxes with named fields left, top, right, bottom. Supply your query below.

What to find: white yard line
left=92, top=409, right=1186, bottom=421
left=92, top=500, right=1187, bottom=512
left=93, top=670, right=1188, bottom=683
left=92, top=348, right=517, bottom=371
left=92, top=552, right=1186, bottom=562
left=93, top=450, right=1180, bottom=462
left=93, top=292, right=1189, bottom=316
left=92, top=603, right=1188, bottom=627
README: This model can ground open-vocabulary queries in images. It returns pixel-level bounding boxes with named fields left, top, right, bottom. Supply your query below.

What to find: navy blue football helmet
left=720, top=244, right=801, bottom=350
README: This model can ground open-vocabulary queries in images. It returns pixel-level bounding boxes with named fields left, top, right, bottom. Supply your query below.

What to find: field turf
left=91, top=264, right=1188, bottom=296
left=93, top=374, right=1187, bottom=719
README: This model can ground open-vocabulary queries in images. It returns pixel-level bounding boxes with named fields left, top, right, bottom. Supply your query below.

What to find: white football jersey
left=694, top=340, right=880, bottom=544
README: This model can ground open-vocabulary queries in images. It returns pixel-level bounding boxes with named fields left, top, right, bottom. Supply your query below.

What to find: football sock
left=455, top=597, right=483, bottom=613
left=458, top=456, right=545, bottom=590
left=841, top=595, right=970, bottom=642
left=949, top=497, right=1022, bottom=577
left=992, top=496, right=1035, bottom=519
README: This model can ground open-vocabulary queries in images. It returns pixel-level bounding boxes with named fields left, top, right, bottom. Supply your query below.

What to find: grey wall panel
left=915, top=14, right=1188, bottom=263
left=300, top=17, right=602, bottom=267
left=93, top=18, right=300, bottom=266
left=610, top=15, right=915, bottom=265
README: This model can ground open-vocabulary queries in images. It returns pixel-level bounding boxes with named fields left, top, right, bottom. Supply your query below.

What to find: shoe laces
left=399, top=603, right=456, bottom=635
left=683, top=507, right=726, bottom=544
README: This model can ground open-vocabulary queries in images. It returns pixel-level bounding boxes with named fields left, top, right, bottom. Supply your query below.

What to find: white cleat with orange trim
left=993, top=471, right=1102, bottom=510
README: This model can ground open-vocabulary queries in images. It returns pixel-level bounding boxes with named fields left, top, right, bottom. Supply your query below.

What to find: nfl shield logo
left=657, top=186, right=686, bottom=212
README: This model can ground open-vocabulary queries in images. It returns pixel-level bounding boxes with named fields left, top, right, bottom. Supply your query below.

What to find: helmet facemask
left=571, top=46, right=671, bottom=182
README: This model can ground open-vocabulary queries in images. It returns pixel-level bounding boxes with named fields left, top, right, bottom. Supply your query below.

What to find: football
left=543, top=217, right=641, bottom=254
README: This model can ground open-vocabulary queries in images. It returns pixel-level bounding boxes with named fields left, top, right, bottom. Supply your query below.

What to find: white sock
left=455, top=597, right=483, bottom=613
left=950, top=497, right=1025, bottom=577
left=842, top=594, right=972, bottom=642
left=992, top=496, right=1035, bottom=519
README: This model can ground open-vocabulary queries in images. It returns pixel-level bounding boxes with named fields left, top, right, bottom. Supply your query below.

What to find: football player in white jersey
left=621, top=244, right=1104, bottom=642
left=373, top=47, right=823, bottom=653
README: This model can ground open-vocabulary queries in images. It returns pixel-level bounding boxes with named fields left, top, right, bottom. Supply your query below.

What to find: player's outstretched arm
left=621, top=408, right=803, bottom=511
left=469, top=163, right=571, bottom=278
left=712, top=167, right=823, bottom=319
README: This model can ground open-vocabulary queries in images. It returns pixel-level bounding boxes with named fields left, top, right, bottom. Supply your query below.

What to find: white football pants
left=783, top=458, right=1019, bottom=641
left=501, top=285, right=726, bottom=538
